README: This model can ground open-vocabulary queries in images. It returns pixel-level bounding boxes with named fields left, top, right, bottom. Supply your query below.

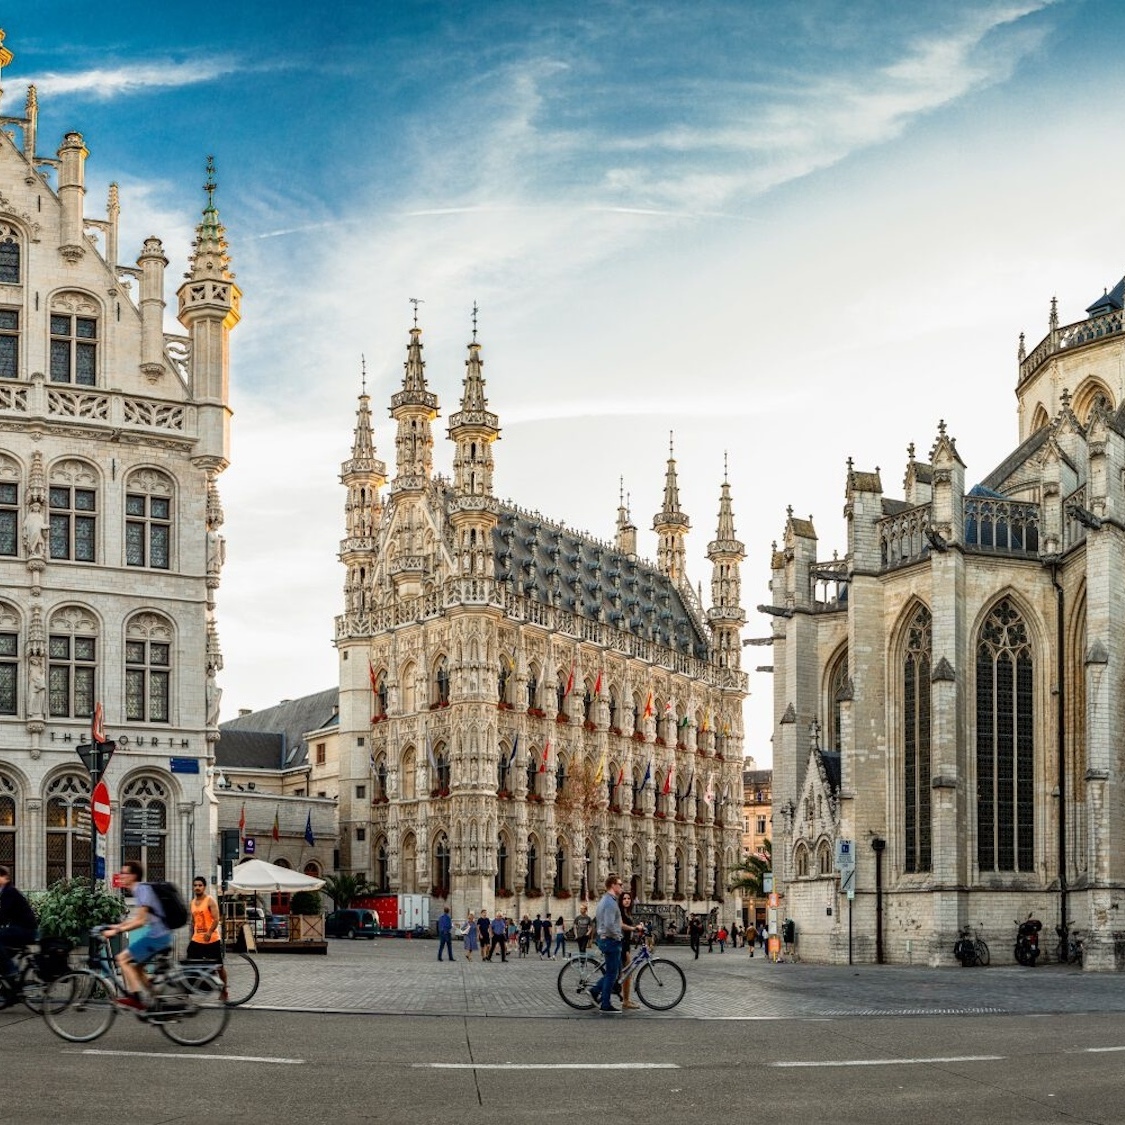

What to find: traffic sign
left=91, top=780, right=111, bottom=835
left=835, top=838, right=855, bottom=873
left=244, top=837, right=256, bottom=854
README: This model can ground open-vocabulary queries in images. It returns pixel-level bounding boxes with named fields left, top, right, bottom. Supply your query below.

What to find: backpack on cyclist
left=148, top=881, right=189, bottom=929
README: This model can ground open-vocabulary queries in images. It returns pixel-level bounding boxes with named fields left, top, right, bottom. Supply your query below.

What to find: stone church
left=770, top=278, right=1125, bottom=969
left=0, top=33, right=239, bottom=890
left=333, top=318, right=748, bottom=927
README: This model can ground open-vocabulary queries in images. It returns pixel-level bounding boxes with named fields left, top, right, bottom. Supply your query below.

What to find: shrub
left=289, top=890, right=323, bottom=915
left=30, top=878, right=126, bottom=941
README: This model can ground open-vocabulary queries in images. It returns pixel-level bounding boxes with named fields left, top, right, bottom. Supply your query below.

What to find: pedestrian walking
left=717, top=925, right=728, bottom=953
left=518, top=915, right=532, bottom=956
left=461, top=911, right=479, bottom=960
left=436, top=906, right=455, bottom=961
left=552, top=915, right=567, bottom=959
left=490, top=913, right=508, bottom=961
left=532, top=913, right=545, bottom=956
left=573, top=903, right=593, bottom=954
left=590, top=874, right=624, bottom=1013
left=478, top=910, right=493, bottom=960
left=688, top=915, right=703, bottom=960
left=707, top=926, right=715, bottom=953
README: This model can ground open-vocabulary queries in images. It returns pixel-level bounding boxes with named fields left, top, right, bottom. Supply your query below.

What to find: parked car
left=245, top=906, right=267, bottom=938
left=325, top=909, right=379, bottom=940
left=265, top=913, right=289, bottom=939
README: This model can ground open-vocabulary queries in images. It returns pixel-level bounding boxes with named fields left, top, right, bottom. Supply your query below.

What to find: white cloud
left=7, top=58, right=241, bottom=101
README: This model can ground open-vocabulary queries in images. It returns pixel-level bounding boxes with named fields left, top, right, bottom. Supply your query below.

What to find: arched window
left=45, top=773, right=91, bottom=883
left=400, top=833, right=416, bottom=893
left=652, top=848, right=663, bottom=898
left=526, top=751, right=539, bottom=798
left=49, top=459, right=98, bottom=562
left=433, top=833, right=450, bottom=896
left=977, top=597, right=1034, bottom=872
left=903, top=605, right=932, bottom=873
left=694, top=858, right=704, bottom=898
left=120, top=775, right=168, bottom=881
left=0, top=225, right=21, bottom=284
left=631, top=768, right=642, bottom=813
left=50, top=292, right=99, bottom=385
left=525, top=837, right=539, bottom=892
left=0, top=599, right=18, bottom=715
left=556, top=672, right=567, bottom=716
left=554, top=843, right=566, bottom=894
left=673, top=848, right=684, bottom=898
left=655, top=772, right=666, bottom=816
left=527, top=666, right=539, bottom=710
left=125, top=612, right=172, bottom=724
left=632, top=694, right=642, bottom=734
left=0, top=772, right=16, bottom=881
left=555, top=754, right=567, bottom=795
left=794, top=843, right=809, bottom=878
left=827, top=648, right=848, bottom=751
left=400, top=746, right=416, bottom=801
left=608, top=689, right=618, bottom=730
left=433, top=657, right=450, bottom=706
left=432, top=743, right=450, bottom=794
left=124, top=468, right=173, bottom=569
left=607, top=763, right=618, bottom=808
left=304, top=861, right=320, bottom=879
left=495, top=835, right=509, bottom=892
left=583, top=685, right=594, bottom=722
left=48, top=605, right=97, bottom=719
left=817, top=841, right=832, bottom=875
left=375, top=838, right=389, bottom=892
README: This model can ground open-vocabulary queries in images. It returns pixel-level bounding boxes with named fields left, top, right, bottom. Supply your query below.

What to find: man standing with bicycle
left=186, top=876, right=228, bottom=1001
left=590, top=873, right=624, bottom=1014
left=103, top=860, right=173, bottom=1010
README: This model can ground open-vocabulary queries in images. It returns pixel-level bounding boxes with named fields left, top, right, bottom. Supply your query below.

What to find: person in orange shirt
left=186, top=876, right=228, bottom=1002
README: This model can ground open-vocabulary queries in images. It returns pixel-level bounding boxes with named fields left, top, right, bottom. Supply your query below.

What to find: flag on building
left=563, top=663, right=575, bottom=698
left=593, top=668, right=603, bottom=696
left=640, top=760, right=652, bottom=790
left=92, top=701, right=106, bottom=744
left=272, top=807, right=280, bottom=842
left=662, top=764, right=674, bottom=796
left=704, top=773, right=715, bottom=806
left=538, top=740, right=551, bottom=774
left=684, top=771, right=694, bottom=798
left=616, top=764, right=626, bottom=787
left=238, top=802, right=246, bottom=838
left=507, top=734, right=519, bottom=769
left=643, top=692, right=654, bottom=719
left=368, top=659, right=378, bottom=693
left=679, top=714, right=690, bottom=729
left=594, top=753, right=606, bottom=785
left=663, top=700, right=674, bottom=717
left=304, top=811, right=315, bottom=846
left=701, top=711, right=711, bottom=733
left=427, top=736, right=439, bottom=774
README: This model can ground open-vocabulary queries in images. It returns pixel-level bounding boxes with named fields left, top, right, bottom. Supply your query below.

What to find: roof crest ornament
left=409, top=296, right=424, bottom=327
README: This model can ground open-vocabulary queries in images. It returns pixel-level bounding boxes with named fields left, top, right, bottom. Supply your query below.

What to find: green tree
left=29, top=878, right=126, bottom=941
left=321, top=873, right=370, bottom=911
left=727, top=839, right=772, bottom=899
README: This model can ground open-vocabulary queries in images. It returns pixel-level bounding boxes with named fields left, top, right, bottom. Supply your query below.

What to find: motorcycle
left=1014, top=914, right=1042, bottom=966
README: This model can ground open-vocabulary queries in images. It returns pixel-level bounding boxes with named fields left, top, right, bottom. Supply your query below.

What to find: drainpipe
left=872, top=837, right=886, bottom=964
left=1051, top=561, right=1067, bottom=946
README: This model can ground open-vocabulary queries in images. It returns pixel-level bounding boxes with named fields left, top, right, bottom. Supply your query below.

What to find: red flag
left=616, top=764, right=625, bottom=786
left=368, top=660, right=378, bottom=693
left=238, top=803, right=246, bottom=837
left=538, top=740, right=551, bottom=774
left=563, top=664, right=575, bottom=698
left=272, top=807, right=280, bottom=842
left=593, top=669, right=603, bottom=696
left=92, top=701, right=106, bottom=744
left=643, top=692, right=654, bottom=719
left=662, top=765, right=674, bottom=796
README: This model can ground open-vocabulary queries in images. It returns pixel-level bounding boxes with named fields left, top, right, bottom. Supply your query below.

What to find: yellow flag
left=594, top=754, right=606, bottom=785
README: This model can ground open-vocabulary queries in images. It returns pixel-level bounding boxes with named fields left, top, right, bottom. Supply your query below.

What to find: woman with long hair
left=462, top=911, right=479, bottom=960
left=618, top=891, right=641, bottom=1010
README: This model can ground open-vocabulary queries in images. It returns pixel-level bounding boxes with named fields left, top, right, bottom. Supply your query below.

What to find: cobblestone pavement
left=244, top=938, right=1125, bottom=1019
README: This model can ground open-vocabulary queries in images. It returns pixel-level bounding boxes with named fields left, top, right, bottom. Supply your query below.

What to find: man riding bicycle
left=103, top=860, right=173, bottom=1010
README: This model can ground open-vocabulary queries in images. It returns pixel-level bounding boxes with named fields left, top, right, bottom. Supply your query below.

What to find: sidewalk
left=243, top=938, right=1125, bottom=1019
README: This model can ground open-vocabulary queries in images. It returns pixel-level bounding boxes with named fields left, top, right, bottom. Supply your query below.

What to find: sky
left=6, top=0, right=1125, bottom=767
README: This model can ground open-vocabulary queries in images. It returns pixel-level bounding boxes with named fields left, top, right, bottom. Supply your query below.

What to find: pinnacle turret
left=615, top=479, right=637, bottom=558
left=340, top=362, right=386, bottom=613
left=653, top=432, right=690, bottom=583
left=390, top=315, right=440, bottom=490
left=707, top=455, right=745, bottom=670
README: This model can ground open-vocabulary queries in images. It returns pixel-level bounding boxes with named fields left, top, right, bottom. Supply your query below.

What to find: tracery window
left=554, top=844, right=566, bottom=894
left=827, top=648, right=848, bottom=751
left=0, top=628, right=16, bottom=715
left=0, top=227, right=21, bottom=284
left=0, top=773, right=16, bottom=882
left=976, top=597, right=1034, bottom=872
left=125, top=613, right=172, bottom=723
left=525, top=837, right=539, bottom=892
left=433, top=833, right=450, bottom=895
left=794, top=843, right=809, bottom=879
left=495, top=836, right=509, bottom=892
left=49, top=460, right=98, bottom=563
left=50, top=302, right=98, bottom=385
left=125, top=469, right=172, bottom=569
left=0, top=309, right=18, bottom=379
left=120, top=775, right=167, bottom=881
left=48, top=607, right=97, bottom=719
left=903, top=605, right=932, bottom=873
left=45, top=773, right=91, bottom=883
left=375, top=839, right=389, bottom=892
left=0, top=476, right=16, bottom=555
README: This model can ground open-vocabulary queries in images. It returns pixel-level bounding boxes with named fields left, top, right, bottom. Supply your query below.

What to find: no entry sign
left=92, top=780, right=111, bottom=835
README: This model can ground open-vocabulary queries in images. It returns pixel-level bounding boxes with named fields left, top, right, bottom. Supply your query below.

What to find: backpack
left=148, top=881, right=189, bottom=929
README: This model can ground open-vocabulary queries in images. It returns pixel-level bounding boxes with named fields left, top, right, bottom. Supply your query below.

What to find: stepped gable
left=218, top=687, right=339, bottom=768
left=489, top=502, right=709, bottom=660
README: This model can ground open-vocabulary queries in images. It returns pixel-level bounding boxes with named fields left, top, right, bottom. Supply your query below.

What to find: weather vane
left=409, top=297, right=424, bottom=326
left=471, top=301, right=479, bottom=342
left=360, top=354, right=367, bottom=394
left=204, top=155, right=217, bottom=209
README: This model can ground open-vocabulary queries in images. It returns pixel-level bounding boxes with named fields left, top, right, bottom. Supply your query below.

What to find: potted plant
left=31, top=878, right=126, bottom=956
left=288, top=889, right=324, bottom=943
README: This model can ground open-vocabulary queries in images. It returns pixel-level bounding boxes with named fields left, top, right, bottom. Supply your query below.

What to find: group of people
left=436, top=907, right=584, bottom=962
left=685, top=915, right=767, bottom=959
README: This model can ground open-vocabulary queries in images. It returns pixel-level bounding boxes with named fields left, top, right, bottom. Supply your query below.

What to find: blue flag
left=304, top=810, right=315, bottom=846
left=641, top=760, right=652, bottom=790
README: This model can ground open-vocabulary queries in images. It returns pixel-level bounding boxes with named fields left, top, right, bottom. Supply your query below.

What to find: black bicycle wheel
left=158, top=969, right=230, bottom=1047
left=17, top=963, right=47, bottom=1013
left=975, top=939, right=990, bottom=966
left=556, top=955, right=603, bottom=1010
left=633, top=958, right=687, bottom=1011
left=42, top=971, right=116, bottom=1042
left=221, top=951, right=260, bottom=1006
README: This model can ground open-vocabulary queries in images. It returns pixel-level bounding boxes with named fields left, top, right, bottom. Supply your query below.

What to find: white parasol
left=226, top=858, right=325, bottom=892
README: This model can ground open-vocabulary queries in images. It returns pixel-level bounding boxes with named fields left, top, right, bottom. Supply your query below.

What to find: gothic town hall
left=333, top=323, right=749, bottom=928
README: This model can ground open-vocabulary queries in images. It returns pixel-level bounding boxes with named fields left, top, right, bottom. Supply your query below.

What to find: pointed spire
left=661, top=431, right=683, bottom=517
left=350, top=359, right=379, bottom=465
left=187, top=155, right=234, bottom=285
left=653, top=431, right=690, bottom=582
left=616, top=478, right=637, bottom=557
left=707, top=455, right=745, bottom=669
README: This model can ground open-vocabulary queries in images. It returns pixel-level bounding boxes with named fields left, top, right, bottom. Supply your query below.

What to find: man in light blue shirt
left=591, top=874, right=623, bottom=1013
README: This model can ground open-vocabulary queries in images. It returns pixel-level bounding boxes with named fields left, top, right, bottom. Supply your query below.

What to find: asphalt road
left=6, top=1005, right=1125, bottom=1124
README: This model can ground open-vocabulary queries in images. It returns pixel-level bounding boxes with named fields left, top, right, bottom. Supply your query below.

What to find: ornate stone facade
left=334, top=322, right=749, bottom=923
left=771, top=275, right=1125, bottom=969
left=0, top=35, right=239, bottom=889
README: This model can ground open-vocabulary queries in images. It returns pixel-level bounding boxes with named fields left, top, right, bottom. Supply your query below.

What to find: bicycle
left=557, top=935, right=687, bottom=1011
left=1055, top=922, right=1084, bottom=966
left=41, top=928, right=230, bottom=1047
left=0, top=936, right=72, bottom=1013
left=953, top=926, right=990, bottom=967
left=184, top=947, right=259, bottom=1007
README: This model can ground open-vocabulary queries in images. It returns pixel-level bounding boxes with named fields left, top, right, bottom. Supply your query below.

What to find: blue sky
left=6, top=1, right=1124, bottom=763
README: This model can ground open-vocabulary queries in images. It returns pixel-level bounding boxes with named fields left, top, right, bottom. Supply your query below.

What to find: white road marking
left=772, top=1055, right=1005, bottom=1068
left=70, top=1049, right=304, bottom=1065
left=414, top=1063, right=680, bottom=1070
left=1084, top=1046, right=1125, bottom=1053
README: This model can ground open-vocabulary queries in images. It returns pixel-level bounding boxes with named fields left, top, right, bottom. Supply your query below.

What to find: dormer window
left=50, top=303, right=98, bottom=386
left=0, top=229, right=20, bottom=284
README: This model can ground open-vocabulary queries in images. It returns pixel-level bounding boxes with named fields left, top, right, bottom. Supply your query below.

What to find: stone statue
left=23, top=500, right=47, bottom=559
left=205, top=665, right=222, bottom=727
left=206, top=525, right=225, bottom=577
left=28, top=653, right=46, bottom=719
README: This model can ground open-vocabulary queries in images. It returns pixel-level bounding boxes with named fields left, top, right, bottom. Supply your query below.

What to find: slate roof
left=217, top=687, right=339, bottom=769
left=818, top=749, right=841, bottom=794
left=978, top=425, right=1052, bottom=493
left=490, top=504, right=710, bottom=659
left=1086, top=276, right=1125, bottom=315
